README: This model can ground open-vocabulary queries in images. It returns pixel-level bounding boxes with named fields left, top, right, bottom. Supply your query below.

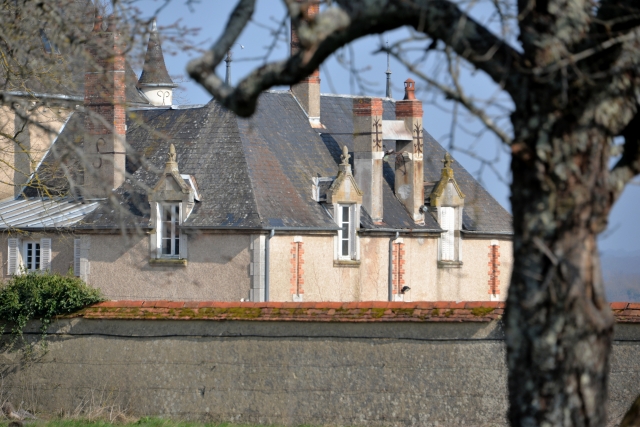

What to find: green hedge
left=0, top=271, right=103, bottom=340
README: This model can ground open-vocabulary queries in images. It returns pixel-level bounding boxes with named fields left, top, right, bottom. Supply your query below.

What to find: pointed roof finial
left=152, top=18, right=157, bottom=32
left=442, top=152, right=453, bottom=169
left=341, top=145, right=351, bottom=166
left=168, top=144, right=177, bottom=163
left=385, top=40, right=392, bottom=98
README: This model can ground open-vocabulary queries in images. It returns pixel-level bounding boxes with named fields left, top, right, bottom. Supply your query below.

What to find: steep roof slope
left=16, top=91, right=510, bottom=235
left=237, top=91, right=338, bottom=229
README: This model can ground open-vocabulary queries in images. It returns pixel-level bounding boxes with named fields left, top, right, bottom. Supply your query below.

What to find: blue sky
left=137, top=0, right=640, bottom=258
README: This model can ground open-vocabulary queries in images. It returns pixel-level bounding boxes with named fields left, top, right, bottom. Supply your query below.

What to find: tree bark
left=506, top=101, right=616, bottom=425
left=187, top=2, right=640, bottom=426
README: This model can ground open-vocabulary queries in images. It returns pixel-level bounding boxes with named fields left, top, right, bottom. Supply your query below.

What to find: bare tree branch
left=187, top=0, right=524, bottom=117
left=610, top=106, right=640, bottom=199
left=389, top=47, right=512, bottom=146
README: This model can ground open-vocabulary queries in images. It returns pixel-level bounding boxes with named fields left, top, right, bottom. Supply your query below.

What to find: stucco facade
left=269, top=233, right=512, bottom=302
left=1, top=230, right=511, bottom=302
left=0, top=231, right=252, bottom=301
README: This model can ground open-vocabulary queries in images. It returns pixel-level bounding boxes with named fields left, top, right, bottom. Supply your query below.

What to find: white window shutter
left=8, top=238, right=20, bottom=275
left=40, top=238, right=52, bottom=271
left=74, top=238, right=81, bottom=276
left=155, top=202, right=162, bottom=258
left=179, top=203, right=187, bottom=259
left=350, top=206, right=357, bottom=259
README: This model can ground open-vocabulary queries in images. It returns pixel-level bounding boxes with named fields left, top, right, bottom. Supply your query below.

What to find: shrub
left=0, top=271, right=104, bottom=341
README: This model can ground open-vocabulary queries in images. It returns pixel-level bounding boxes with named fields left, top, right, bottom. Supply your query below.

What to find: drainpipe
left=388, top=232, right=399, bottom=302
left=265, top=229, right=275, bottom=302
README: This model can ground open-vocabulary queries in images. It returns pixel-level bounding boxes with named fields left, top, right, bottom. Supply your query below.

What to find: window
left=7, top=238, right=51, bottom=275
left=161, top=204, right=181, bottom=257
left=337, top=204, right=355, bottom=260
left=440, top=207, right=455, bottom=261
left=24, top=242, right=41, bottom=271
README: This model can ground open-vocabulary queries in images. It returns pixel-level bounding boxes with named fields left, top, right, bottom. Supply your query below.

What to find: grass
left=0, top=417, right=317, bottom=427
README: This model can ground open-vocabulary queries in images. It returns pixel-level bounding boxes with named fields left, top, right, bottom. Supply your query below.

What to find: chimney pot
left=403, top=78, right=416, bottom=100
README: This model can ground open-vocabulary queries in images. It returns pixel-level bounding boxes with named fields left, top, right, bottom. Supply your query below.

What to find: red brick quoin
left=392, top=242, right=405, bottom=295
left=290, top=241, right=304, bottom=296
left=488, top=243, right=500, bottom=295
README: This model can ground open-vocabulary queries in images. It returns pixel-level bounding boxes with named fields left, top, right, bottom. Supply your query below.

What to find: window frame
left=337, top=203, right=356, bottom=261
left=439, top=206, right=455, bottom=261
left=159, top=203, right=182, bottom=258
left=437, top=206, right=463, bottom=267
left=23, top=241, right=42, bottom=272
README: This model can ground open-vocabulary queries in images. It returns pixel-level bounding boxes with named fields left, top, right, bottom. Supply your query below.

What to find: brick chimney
left=395, top=79, right=424, bottom=222
left=83, top=15, right=126, bottom=198
left=290, top=1, right=321, bottom=127
left=353, top=98, right=384, bottom=222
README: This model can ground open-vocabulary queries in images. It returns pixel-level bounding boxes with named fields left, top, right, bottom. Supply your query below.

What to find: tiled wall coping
left=66, top=301, right=640, bottom=323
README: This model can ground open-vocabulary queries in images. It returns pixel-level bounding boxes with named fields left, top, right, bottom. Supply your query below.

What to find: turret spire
left=137, top=19, right=177, bottom=106
left=385, top=40, right=392, bottom=99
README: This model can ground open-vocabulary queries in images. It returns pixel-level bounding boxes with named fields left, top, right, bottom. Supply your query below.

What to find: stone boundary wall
left=1, top=301, right=639, bottom=427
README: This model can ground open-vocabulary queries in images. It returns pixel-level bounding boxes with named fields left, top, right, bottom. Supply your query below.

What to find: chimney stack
left=83, top=14, right=126, bottom=198
left=353, top=98, right=384, bottom=222
left=290, top=1, right=321, bottom=127
left=395, top=79, right=424, bottom=222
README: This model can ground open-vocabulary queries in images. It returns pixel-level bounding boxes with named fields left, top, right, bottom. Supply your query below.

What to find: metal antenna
left=385, top=40, right=392, bottom=99
left=225, top=44, right=245, bottom=85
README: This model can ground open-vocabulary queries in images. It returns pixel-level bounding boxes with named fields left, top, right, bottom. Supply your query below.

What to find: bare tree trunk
left=506, top=114, right=616, bottom=426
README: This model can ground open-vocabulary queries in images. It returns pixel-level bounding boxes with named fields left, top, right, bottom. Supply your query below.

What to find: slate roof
left=15, top=91, right=511, bottom=235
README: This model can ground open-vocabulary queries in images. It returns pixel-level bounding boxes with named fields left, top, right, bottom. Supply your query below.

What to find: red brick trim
left=290, top=241, right=304, bottom=295
left=488, top=243, right=500, bottom=295
left=395, top=100, right=423, bottom=118
left=65, top=301, right=640, bottom=323
left=392, top=242, right=405, bottom=295
left=353, top=98, right=384, bottom=117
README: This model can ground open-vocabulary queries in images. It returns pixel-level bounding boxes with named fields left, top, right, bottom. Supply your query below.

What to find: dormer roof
left=137, top=20, right=176, bottom=88
left=430, top=153, right=465, bottom=207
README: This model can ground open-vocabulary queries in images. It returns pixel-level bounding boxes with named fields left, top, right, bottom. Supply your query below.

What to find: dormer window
left=325, top=146, right=364, bottom=266
left=161, top=204, right=181, bottom=257
left=338, top=204, right=356, bottom=260
left=148, top=144, right=198, bottom=266
left=429, top=153, right=465, bottom=268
